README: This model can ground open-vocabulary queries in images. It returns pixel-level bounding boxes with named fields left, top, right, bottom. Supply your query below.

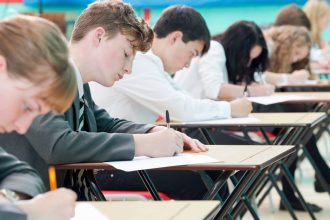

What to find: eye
left=23, top=103, right=33, bottom=113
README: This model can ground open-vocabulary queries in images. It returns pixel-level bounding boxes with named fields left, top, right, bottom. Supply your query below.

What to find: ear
left=92, top=27, right=106, bottom=46
left=168, top=31, right=183, bottom=45
left=0, top=55, right=7, bottom=74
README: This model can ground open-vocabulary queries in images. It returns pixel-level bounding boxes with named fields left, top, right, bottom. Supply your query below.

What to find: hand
left=134, top=128, right=184, bottom=157
left=148, top=126, right=167, bottom=133
left=174, top=131, right=208, bottom=152
left=248, top=84, right=275, bottom=96
left=289, top=70, right=309, bottom=83
left=230, top=98, right=253, bottom=118
left=17, top=188, right=77, bottom=220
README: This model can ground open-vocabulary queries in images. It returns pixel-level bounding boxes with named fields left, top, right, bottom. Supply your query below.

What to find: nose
left=14, top=111, right=40, bottom=134
left=123, top=59, right=133, bottom=75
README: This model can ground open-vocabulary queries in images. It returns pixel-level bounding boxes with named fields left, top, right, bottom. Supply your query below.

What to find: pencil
left=48, top=166, right=57, bottom=191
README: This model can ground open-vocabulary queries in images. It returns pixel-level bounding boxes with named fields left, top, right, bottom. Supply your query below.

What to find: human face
left=291, top=45, right=309, bottom=63
left=0, top=71, right=49, bottom=134
left=94, top=33, right=135, bottom=87
left=247, top=45, right=262, bottom=66
left=163, top=32, right=204, bottom=74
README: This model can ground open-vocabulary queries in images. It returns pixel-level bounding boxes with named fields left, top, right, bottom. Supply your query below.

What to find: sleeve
left=0, top=148, right=45, bottom=197
left=113, top=54, right=231, bottom=122
left=24, top=112, right=137, bottom=164
left=84, top=84, right=155, bottom=134
left=0, top=203, right=26, bottom=220
left=198, top=41, right=228, bottom=99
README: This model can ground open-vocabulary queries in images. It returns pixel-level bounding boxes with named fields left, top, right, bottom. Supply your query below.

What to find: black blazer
left=0, top=83, right=154, bottom=187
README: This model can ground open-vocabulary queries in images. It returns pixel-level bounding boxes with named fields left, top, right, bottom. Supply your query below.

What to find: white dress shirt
left=90, top=50, right=231, bottom=124
left=174, top=40, right=228, bottom=99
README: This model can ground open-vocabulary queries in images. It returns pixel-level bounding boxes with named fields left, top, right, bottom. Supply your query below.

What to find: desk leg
left=137, top=170, right=162, bottom=201
left=280, top=162, right=317, bottom=220
left=302, top=147, right=330, bottom=194
left=215, top=170, right=257, bottom=220
left=203, top=171, right=233, bottom=200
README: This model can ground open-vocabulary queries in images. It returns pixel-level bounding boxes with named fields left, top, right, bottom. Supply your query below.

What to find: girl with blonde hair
left=264, top=25, right=312, bottom=85
left=304, top=0, right=330, bottom=68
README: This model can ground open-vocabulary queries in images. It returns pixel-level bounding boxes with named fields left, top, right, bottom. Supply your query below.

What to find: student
left=273, top=4, right=312, bottom=72
left=0, top=15, right=77, bottom=220
left=303, top=0, right=330, bottom=69
left=174, top=20, right=273, bottom=101
left=263, top=25, right=311, bottom=85
left=0, top=0, right=206, bottom=201
left=91, top=6, right=252, bottom=124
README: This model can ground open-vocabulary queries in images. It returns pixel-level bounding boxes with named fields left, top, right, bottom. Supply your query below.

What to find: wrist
left=0, top=189, right=20, bottom=203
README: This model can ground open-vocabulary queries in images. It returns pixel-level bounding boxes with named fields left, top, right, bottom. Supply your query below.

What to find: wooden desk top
left=276, top=83, right=330, bottom=89
left=73, top=201, right=220, bottom=220
left=157, top=112, right=326, bottom=128
left=273, top=92, right=330, bottom=103
left=57, top=145, right=295, bottom=171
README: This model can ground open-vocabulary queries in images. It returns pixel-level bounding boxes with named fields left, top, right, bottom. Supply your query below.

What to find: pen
left=243, top=84, right=248, bottom=97
left=166, top=110, right=170, bottom=128
left=48, top=166, right=57, bottom=191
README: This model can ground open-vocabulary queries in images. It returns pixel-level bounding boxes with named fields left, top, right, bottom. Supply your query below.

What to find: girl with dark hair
left=175, top=20, right=274, bottom=101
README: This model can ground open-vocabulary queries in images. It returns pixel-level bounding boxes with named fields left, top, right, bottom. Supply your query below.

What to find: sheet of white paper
left=247, top=95, right=315, bottom=105
left=183, top=115, right=260, bottom=125
left=105, top=154, right=219, bottom=172
left=276, top=79, right=318, bottom=86
left=71, top=203, right=109, bottom=220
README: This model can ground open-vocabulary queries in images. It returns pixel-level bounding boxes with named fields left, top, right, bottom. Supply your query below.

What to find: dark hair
left=274, top=4, right=311, bottom=30
left=153, top=5, right=210, bottom=55
left=274, top=4, right=311, bottom=72
left=213, top=21, right=268, bottom=84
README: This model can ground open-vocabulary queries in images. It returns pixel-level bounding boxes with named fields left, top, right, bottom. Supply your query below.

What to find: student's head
left=212, top=21, right=268, bottom=84
left=304, top=0, right=330, bottom=45
left=0, top=15, right=76, bottom=134
left=274, top=4, right=311, bottom=31
left=153, top=5, right=210, bottom=74
left=264, top=25, right=311, bottom=73
left=70, top=0, right=153, bottom=86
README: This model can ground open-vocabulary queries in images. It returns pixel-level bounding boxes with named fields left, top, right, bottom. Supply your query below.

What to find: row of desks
left=58, top=91, right=330, bottom=219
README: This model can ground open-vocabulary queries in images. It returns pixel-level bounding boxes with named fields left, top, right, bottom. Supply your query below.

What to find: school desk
left=58, top=145, right=295, bottom=219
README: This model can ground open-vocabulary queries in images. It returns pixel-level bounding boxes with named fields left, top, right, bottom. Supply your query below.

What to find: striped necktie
left=78, top=95, right=85, bottom=131
left=67, top=94, right=98, bottom=201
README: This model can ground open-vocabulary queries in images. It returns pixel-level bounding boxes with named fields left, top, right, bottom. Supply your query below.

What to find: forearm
left=217, top=84, right=244, bottom=101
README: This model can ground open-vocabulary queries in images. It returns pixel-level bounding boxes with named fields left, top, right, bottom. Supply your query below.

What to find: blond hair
left=304, top=0, right=330, bottom=46
left=71, top=0, right=153, bottom=52
left=264, top=25, right=311, bottom=73
left=0, top=15, right=76, bottom=113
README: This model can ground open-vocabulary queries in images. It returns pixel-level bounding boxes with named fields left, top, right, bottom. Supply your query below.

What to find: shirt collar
left=72, top=60, right=84, bottom=99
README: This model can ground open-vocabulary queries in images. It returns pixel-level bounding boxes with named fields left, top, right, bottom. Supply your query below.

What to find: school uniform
left=174, top=40, right=228, bottom=100
left=0, top=147, right=45, bottom=220
left=0, top=65, right=154, bottom=193
left=90, top=49, right=231, bottom=124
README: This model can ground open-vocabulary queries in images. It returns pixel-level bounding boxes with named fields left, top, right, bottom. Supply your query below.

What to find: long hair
left=213, top=21, right=268, bottom=84
left=274, top=4, right=312, bottom=72
left=304, top=0, right=330, bottom=47
left=264, top=25, right=311, bottom=73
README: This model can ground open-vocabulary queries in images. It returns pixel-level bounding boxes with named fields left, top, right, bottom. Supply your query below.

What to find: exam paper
left=182, top=116, right=260, bottom=125
left=276, top=80, right=318, bottom=86
left=247, top=95, right=315, bottom=105
left=72, top=203, right=108, bottom=220
left=105, top=154, right=219, bottom=172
